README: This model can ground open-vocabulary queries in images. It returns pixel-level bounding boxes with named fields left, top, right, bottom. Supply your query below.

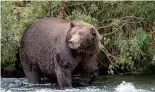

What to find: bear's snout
left=69, top=40, right=74, bottom=45
left=68, top=40, right=74, bottom=48
left=68, top=39, right=80, bottom=49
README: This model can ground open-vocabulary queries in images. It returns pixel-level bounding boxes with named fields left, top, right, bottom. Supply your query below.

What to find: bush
left=1, top=1, right=62, bottom=75
left=115, top=28, right=155, bottom=73
left=1, top=1, right=155, bottom=75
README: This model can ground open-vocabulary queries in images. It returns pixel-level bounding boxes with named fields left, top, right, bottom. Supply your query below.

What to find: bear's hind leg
left=22, top=61, right=41, bottom=84
left=29, top=65, right=41, bottom=84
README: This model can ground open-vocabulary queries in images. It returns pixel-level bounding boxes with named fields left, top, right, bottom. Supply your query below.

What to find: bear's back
left=21, top=17, right=70, bottom=50
left=20, top=17, right=71, bottom=77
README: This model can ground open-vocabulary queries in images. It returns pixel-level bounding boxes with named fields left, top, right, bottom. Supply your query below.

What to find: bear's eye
left=79, top=32, right=83, bottom=35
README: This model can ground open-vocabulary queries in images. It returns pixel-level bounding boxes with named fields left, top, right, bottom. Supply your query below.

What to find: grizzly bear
left=20, top=17, right=100, bottom=89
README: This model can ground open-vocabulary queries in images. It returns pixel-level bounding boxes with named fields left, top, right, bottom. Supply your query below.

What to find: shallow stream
left=1, top=74, right=155, bottom=92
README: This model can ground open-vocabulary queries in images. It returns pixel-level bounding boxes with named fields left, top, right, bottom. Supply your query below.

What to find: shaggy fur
left=20, top=17, right=100, bottom=89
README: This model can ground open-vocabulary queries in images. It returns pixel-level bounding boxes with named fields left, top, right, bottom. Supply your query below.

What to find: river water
left=1, top=74, right=155, bottom=92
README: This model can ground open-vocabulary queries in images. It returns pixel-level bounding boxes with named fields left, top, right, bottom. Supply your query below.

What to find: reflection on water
left=1, top=74, right=155, bottom=92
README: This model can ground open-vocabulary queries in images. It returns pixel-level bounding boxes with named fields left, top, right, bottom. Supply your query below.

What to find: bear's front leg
left=79, top=55, right=98, bottom=86
left=54, top=53, right=73, bottom=89
left=55, top=65, right=72, bottom=89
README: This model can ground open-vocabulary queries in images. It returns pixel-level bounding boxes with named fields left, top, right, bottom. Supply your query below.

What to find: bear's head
left=67, top=20, right=99, bottom=50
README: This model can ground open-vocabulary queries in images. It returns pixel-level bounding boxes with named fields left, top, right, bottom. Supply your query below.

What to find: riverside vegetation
left=1, top=1, right=155, bottom=76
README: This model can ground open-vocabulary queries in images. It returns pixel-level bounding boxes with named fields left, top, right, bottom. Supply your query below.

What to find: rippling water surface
left=1, top=74, right=155, bottom=92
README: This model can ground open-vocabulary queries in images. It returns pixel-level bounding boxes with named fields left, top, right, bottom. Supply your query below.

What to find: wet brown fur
left=20, top=17, right=100, bottom=89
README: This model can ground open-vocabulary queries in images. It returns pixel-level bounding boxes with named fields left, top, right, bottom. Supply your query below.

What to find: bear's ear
left=90, top=28, right=96, bottom=37
left=70, top=20, right=81, bottom=28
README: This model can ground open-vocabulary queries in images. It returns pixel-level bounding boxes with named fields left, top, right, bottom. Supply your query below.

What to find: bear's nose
left=69, top=40, right=74, bottom=45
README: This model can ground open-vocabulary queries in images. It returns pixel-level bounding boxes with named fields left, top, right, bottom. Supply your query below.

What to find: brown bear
left=20, top=17, right=100, bottom=89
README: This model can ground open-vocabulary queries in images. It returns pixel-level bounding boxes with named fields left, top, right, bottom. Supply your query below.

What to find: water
left=1, top=74, right=155, bottom=92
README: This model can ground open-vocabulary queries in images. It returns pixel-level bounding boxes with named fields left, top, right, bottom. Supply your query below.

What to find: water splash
left=2, top=87, right=102, bottom=92
left=115, top=81, right=147, bottom=92
left=36, top=87, right=101, bottom=92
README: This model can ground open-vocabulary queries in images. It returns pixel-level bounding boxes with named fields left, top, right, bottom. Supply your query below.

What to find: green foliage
left=2, top=2, right=18, bottom=72
left=1, top=1, right=155, bottom=75
left=1, top=1, right=62, bottom=74
left=65, top=10, right=97, bottom=27
left=115, top=28, right=155, bottom=72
